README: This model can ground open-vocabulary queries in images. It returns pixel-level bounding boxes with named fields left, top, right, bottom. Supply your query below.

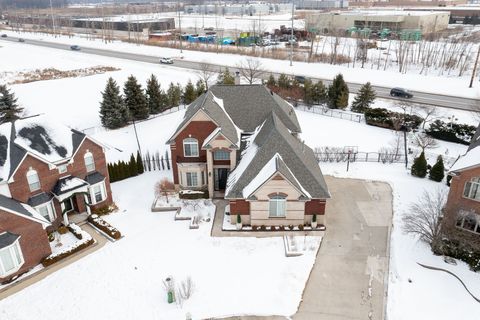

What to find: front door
left=62, top=198, right=74, bottom=213
left=214, top=168, right=229, bottom=191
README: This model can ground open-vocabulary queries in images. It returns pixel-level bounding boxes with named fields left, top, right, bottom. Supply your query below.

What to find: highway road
left=2, top=36, right=479, bottom=112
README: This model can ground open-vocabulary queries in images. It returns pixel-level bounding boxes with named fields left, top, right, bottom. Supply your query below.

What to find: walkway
left=0, top=224, right=108, bottom=300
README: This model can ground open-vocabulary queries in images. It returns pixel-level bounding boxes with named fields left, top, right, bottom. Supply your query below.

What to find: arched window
left=183, top=138, right=199, bottom=157
left=463, top=177, right=480, bottom=201
left=84, top=152, right=95, bottom=172
left=26, top=169, right=40, bottom=192
left=269, top=194, right=286, bottom=217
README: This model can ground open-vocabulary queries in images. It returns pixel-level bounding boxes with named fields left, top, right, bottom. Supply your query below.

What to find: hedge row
left=426, top=120, right=476, bottom=145
left=435, top=239, right=480, bottom=272
left=364, top=108, right=423, bottom=130
left=42, top=238, right=94, bottom=267
left=108, top=152, right=144, bottom=183
left=88, top=214, right=122, bottom=240
left=179, top=189, right=209, bottom=199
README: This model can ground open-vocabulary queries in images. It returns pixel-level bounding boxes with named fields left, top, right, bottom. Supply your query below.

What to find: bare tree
left=155, top=178, right=174, bottom=203
left=402, top=189, right=447, bottom=250
left=237, top=58, right=265, bottom=84
left=412, top=133, right=439, bottom=152
left=417, top=105, right=439, bottom=130
left=197, top=62, right=216, bottom=90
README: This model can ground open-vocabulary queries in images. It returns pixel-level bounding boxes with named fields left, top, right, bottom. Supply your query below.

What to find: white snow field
left=0, top=36, right=479, bottom=319
left=2, top=29, right=480, bottom=99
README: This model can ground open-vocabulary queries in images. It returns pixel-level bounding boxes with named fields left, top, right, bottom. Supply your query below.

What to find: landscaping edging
left=417, top=262, right=480, bottom=303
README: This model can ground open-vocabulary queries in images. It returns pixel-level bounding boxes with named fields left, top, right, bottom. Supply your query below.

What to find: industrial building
left=72, top=16, right=175, bottom=32
left=305, top=10, right=450, bottom=33
left=184, top=3, right=292, bottom=16
left=296, top=0, right=349, bottom=10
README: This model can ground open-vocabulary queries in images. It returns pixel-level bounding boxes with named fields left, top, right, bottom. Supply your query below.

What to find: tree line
left=100, top=75, right=206, bottom=129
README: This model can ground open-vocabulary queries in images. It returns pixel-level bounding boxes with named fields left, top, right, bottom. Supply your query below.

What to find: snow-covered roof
left=449, top=123, right=480, bottom=173
left=0, top=115, right=87, bottom=182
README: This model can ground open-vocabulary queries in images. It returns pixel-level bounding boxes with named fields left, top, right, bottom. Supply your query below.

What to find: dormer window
left=26, top=169, right=40, bottom=192
left=84, top=152, right=95, bottom=172
left=183, top=138, right=199, bottom=157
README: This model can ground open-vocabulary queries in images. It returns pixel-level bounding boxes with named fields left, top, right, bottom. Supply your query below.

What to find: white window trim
left=269, top=197, right=286, bottom=218
left=0, top=237, right=24, bottom=278
left=183, top=138, right=199, bottom=157
left=456, top=214, right=480, bottom=234
left=463, top=179, right=480, bottom=202
left=89, top=181, right=107, bottom=205
left=26, top=169, right=41, bottom=192
left=186, top=172, right=198, bottom=187
left=213, top=150, right=230, bottom=161
left=84, top=152, right=95, bottom=173
left=35, top=201, right=56, bottom=222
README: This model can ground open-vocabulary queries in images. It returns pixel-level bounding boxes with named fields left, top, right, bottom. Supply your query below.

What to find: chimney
left=235, top=71, right=241, bottom=85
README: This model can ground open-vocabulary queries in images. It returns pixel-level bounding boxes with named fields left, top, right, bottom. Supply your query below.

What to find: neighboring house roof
left=225, top=112, right=330, bottom=199
left=27, top=192, right=53, bottom=207
left=0, top=115, right=87, bottom=182
left=0, top=232, right=20, bottom=249
left=167, top=85, right=302, bottom=145
left=450, top=122, right=480, bottom=173
left=0, top=193, right=49, bottom=225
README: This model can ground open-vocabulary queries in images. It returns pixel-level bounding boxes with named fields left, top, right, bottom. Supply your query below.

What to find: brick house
left=445, top=122, right=480, bottom=244
left=0, top=115, right=113, bottom=282
left=167, top=85, right=330, bottom=227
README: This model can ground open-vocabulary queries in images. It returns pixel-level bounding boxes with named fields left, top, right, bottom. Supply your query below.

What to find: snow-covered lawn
left=0, top=171, right=321, bottom=319
left=2, top=29, right=480, bottom=99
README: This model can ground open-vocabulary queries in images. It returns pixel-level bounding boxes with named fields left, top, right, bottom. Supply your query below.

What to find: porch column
left=84, top=194, right=92, bottom=215
left=63, top=213, right=69, bottom=226
left=207, top=150, right=214, bottom=199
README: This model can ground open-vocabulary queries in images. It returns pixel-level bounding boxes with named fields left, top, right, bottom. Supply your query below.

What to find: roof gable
left=449, top=122, right=480, bottom=173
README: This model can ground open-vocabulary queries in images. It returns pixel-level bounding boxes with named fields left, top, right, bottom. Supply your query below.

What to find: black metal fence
left=293, top=104, right=364, bottom=123
left=314, top=150, right=406, bottom=164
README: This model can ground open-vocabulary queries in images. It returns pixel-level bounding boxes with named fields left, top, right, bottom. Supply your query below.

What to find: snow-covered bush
left=88, top=214, right=121, bottom=240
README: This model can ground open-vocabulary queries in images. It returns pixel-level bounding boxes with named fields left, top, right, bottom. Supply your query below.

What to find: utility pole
left=469, top=45, right=480, bottom=88
left=178, top=1, right=183, bottom=54
left=290, top=0, right=294, bottom=67
left=49, top=0, right=57, bottom=36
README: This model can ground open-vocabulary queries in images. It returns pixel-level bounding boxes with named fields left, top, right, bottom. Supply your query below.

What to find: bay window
left=0, top=236, right=24, bottom=278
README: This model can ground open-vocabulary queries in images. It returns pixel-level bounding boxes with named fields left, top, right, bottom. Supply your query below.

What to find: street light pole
left=178, top=1, right=183, bottom=54
left=469, top=45, right=480, bottom=88
left=290, top=0, right=294, bottom=67
left=49, top=0, right=56, bottom=36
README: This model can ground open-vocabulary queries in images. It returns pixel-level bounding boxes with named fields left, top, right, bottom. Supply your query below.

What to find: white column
left=207, top=150, right=214, bottom=198
left=63, top=213, right=69, bottom=226
left=84, top=194, right=92, bottom=215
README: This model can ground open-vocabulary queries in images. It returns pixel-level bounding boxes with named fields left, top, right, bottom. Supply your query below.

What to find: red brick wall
left=229, top=199, right=250, bottom=215
left=8, top=137, right=112, bottom=218
left=0, top=211, right=51, bottom=282
left=305, top=199, right=327, bottom=215
left=445, top=167, right=480, bottom=224
left=170, top=121, right=217, bottom=184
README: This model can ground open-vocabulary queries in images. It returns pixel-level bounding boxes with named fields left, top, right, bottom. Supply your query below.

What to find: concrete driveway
left=294, top=176, right=392, bottom=320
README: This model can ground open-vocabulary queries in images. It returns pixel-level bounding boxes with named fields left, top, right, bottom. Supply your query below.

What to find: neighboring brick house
left=167, top=85, right=330, bottom=227
left=0, top=115, right=113, bottom=282
left=445, top=122, right=480, bottom=244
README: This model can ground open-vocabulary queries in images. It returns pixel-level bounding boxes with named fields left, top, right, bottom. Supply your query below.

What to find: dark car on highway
left=18, top=38, right=25, bottom=42
left=294, top=75, right=307, bottom=84
left=1, top=34, right=7, bottom=38
left=390, top=87, right=413, bottom=99
left=70, top=45, right=81, bottom=51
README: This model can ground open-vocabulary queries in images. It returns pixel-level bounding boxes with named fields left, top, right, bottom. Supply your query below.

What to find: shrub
left=426, top=120, right=476, bottom=145
left=88, top=214, right=121, bottom=240
left=67, top=223, right=83, bottom=240
left=435, top=239, right=480, bottom=272
left=298, top=224, right=305, bottom=231
left=429, top=155, right=445, bottom=182
left=411, top=152, right=428, bottom=178
left=236, top=214, right=242, bottom=224
left=446, top=175, right=453, bottom=186
left=58, top=225, right=68, bottom=234
left=91, top=203, right=118, bottom=216
left=288, top=224, right=294, bottom=230
left=312, top=214, right=317, bottom=223
left=179, top=189, right=209, bottom=199
left=364, top=108, right=422, bottom=130
left=48, top=232, right=55, bottom=242
left=260, top=225, right=266, bottom=231
left=42, top=238, right=94, bottom=267
left=252, top=225, right=259, bottom=231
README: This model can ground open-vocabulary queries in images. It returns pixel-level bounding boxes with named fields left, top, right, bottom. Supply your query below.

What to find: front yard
left=0, top=171, right=321, bottom=319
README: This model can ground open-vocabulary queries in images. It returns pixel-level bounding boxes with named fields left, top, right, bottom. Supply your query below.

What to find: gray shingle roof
left=0, top=231, right=20, bottom=249
left=27, top=192, right=54, bottom=207
left=167, top=85, right=301, bottom=145
left=52, top=176, right=89, bottom=196
left=468, top=122, right=480, bottom=152
left=225, top=112, right=329, bottom=199
left=0, top=194, right=36, bottom=218
left=85, top=171, right=105, bottom=185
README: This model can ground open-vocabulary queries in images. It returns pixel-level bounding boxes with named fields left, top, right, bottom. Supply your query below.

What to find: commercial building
left=184, top=3, right=292, bottom=16
left=72, top=16, right=175, bottom=32
left=306, top=10, right=450, bottom=33
left=297, top=0, right=349, bottom=10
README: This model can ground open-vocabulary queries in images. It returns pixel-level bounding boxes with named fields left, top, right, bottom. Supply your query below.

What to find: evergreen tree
left=411, top=151, right=428, bottom=178
left=328, top=73, right=349, bottom=109
left=351, top=82, right=376, bottom=113
left=123, top=75, right=149, bottom=121
left=158, top=89, right=169, bottom=113
left=136, top=151, right=144, bottom=174
left=99, top=78, right=128, bottom=129
left=266, top=74, right=276, bottom=87
left=312, top=80, right=328, bottom=105
left=165, top=150, right=171, bottom=170
left=303, top=78, right=314, bottom=106
left=128, top=154, right=138, bottom=177
left=146, top=74, right=162, bottom=114
left=277, top=73, right=291, bottom=89
left=196, top=79, right=206, bottom=96
left=167, top=82, right=182, bottom=108
left=429, top=155, right=445, bottom=182
left=217, top=68, right=235, bottom=85
left=183, top=80, right=197, bottom=105
left=0, top=84, right=23, bottom=123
